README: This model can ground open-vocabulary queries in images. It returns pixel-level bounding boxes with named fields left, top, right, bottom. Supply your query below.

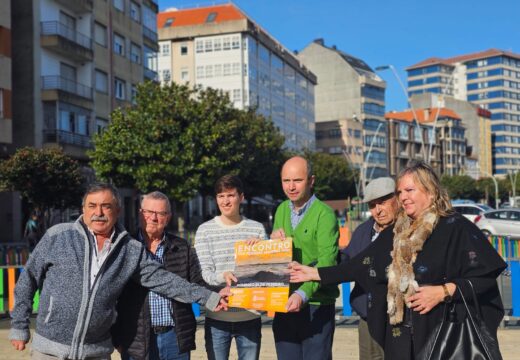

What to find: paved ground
left=1, top=318, right=518, bottom=360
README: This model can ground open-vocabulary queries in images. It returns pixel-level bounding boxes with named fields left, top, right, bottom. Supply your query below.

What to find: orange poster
left=228, top=238, right=292, bottom=313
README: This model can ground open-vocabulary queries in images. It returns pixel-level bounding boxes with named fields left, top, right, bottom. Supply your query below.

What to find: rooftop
left=157, top=4, right=246, bottom=28
left=385, top=108, right=461, bottom=123
left=407, top=48, right=520, bottom=70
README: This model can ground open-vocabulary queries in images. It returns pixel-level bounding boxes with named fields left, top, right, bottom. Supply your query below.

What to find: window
left=180, top=43, right=188, bottom=55
left=130, top=43, right=141, bottom=64
left=223, top=63, right=231, bottom=76
left=96, top=118, right=108, bottom=134
left=130, top=2, right=140, bottom=22
left=206, top=12, right=217, bottom=23
left=195, top=40, right=203, bottom=53
left=161, top=43, right=170, bottom=56
left=231, top=36, right=240, bottom=49
left=233, top=89, right=241, bottom=102
left=214, top=38, right=222, bottom=51
left=232, top=63, right=240, bottom=75
left=113, top=0, right=124, bottom=12
left=131, top=85, right=137, bottom=104
left=196, top=66, right=204, bottom=79
left=115, top=78, right=126, bottom=100
left=181, top=69, right=189, bottom=81
left=204, top=39, right=213, bottom=52
left=162, top=69, right=171, bottom=82
left=214, top=64, right=222, bottom=77
left=205, top=65, right=213, bottom=78
left=94, top=22, right=107, bottom=47
left=223, top=37, right=231, bottom=50
left=164, top=17, right=174, bottom=27
left=95, top=70, right=108, bottom=93
left=113, top=33, right=125, bottom=56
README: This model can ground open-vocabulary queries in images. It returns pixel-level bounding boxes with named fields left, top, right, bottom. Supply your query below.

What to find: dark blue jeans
left=204, top=317, right=262, bottom=360
left=272, top=304, right=335, bottom=360
left=122, top=327, right=190, bottom=360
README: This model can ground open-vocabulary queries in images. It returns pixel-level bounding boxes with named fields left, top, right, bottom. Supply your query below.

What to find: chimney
left=314, top=38, right=324, bottom=46
left=332, top=45, right=337, bottom=50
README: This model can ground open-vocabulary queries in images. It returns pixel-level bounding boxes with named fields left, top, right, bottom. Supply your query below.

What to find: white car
left=452, top=203, right=493, bottom=222
left=474, top=209, right=520, bottom=238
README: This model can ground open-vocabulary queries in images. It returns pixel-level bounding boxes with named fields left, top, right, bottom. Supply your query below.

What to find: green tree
left=305, top=151, right=357, bottom=200
left=0, top=147, right=84, bottom=229
left=440, top=174, right=480, bottom=201
left=89, top=81, right=285, bottom=226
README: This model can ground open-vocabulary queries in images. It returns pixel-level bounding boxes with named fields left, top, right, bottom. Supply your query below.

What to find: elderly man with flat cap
left=340, top=177, right=398, bottom=360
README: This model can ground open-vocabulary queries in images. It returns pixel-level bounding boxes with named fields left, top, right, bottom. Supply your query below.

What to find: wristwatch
left=442, top=284, right=453, bottom=303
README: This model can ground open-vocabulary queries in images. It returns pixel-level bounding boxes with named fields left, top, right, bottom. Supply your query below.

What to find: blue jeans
left=204, top=317, right=262, bottom=360
left=122, top=327, right=190, bottom=360
left=273, top=304, right=335, bottom=360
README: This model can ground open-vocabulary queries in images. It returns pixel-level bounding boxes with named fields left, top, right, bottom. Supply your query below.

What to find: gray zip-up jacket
left=9, top=217, right=220, bottom=360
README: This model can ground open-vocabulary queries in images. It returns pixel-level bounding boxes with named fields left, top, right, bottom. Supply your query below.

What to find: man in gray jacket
left=10, top=183, right=228, bottom=360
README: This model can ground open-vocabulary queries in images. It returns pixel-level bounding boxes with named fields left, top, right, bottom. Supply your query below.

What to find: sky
left=158, top=0, right=520, bottom=111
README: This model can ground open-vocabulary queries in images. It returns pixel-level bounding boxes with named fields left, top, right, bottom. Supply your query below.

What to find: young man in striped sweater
left=194, top=175, right=267, bottom=360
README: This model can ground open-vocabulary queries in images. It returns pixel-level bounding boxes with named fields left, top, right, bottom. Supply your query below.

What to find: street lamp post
left=375, top=64, right=427, bottom=162
left=508, top=171, right=518, bottom=206
left=365, top=122, right=385, bottom=181
left=480, top=169, right=499, bottom=209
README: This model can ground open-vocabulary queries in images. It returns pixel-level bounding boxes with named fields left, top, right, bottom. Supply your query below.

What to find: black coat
left=340, top=217, right=376, bottom=319
left=319, top=213, right=506, bottom=360
left=111, top=232, right=206, bottom=359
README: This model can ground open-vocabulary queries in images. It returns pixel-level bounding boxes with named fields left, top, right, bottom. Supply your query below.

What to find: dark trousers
left=272, top=304, right=335, bottom=360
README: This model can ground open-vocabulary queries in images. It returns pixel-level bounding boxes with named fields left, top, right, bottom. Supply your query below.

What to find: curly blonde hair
left=396, top=161, right=453, bottom=217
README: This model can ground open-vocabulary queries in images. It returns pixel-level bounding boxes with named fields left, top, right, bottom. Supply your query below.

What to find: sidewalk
left=1, top=319, right=518, bottom=360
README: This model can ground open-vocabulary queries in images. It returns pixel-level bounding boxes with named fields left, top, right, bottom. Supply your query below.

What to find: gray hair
left=82, top=182, right=122, bottom=208
left=140, top=191, right=171, bottom=213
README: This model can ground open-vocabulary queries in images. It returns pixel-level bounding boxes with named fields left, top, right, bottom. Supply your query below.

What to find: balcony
left=144, top=67, right=158, bottom=82
left=142, top=26, right=159, bottom=51
left=44, top=129, right=92, bottom=148
left=53, top=0, right=93, bottom=13
left=41, top=76, right=93, bottom=108
left=41, top=21, right=93, bottom=62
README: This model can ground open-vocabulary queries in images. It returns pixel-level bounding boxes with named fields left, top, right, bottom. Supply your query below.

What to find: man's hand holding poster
left=228, top=238, right=292, bottom=313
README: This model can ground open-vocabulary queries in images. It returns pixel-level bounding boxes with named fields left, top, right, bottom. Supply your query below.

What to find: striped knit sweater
left=194, top=216, right=267, bottom=322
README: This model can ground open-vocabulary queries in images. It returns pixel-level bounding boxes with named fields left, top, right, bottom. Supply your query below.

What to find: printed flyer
left=228, top=238, right=292, bottom=313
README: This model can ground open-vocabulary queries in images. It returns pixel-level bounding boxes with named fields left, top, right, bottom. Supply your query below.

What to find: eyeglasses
left=140, top=209, right=170, bottom=218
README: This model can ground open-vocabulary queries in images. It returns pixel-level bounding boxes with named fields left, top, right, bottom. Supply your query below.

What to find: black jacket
left=111, top=232, right=206, bottom=359
left=340, top=217, right=375, bottom=319
left=319, top=213, right=506, bottom=359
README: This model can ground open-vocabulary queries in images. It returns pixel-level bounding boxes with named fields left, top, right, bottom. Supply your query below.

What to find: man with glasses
left=194, top=175, right=267, bottom=360
left=340, top=177, right=398, bottom=360
left=112, top=191, right=205, bottom=360
left=10, top=183, right=228, bottom=360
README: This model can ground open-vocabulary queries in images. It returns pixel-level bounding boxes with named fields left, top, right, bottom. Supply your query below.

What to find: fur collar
left=387, top=209, right=439, bottom=325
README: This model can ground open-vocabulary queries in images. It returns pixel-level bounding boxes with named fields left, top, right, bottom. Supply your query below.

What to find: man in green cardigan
left=271, top=156, right=339, bottom=360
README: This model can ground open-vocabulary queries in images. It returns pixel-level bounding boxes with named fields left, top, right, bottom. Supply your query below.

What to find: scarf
left=387, top=209, right=439, bottom=325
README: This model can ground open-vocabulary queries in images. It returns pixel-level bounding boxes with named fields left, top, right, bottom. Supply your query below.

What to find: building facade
left=411, top=93, right=492, bottom=178
left=385, top=108, right=466, bottom=177
left=297, top=39, right=388, bottom=181
left=0, top=0, right=12, bottom=153
left=1, top=0, right=159, bottom=243
left=157, top=4, right=316, bottom=150
left=407, top=49, right=520, bottom=175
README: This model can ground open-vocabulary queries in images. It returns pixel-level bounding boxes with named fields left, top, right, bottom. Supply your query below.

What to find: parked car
left=452, top=203, right=493, bottom=222
left=474, top=208, right=520, bottom=238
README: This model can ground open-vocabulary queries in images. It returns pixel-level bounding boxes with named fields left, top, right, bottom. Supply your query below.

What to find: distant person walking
left=24, top=213, right=41, bottom=250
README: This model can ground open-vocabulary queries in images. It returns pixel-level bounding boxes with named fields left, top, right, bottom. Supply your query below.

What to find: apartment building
left=0, top=0, right=12, bottom=153
left=411, top=93, right=492, bottom=178
left=157, top=3, right=316, bottom=150
left=407, top=49, right=520, bottom=175
left=297, top=39, right=388, bottom=180
left=1, top=0, right=159, bottom=243
left=385, top=108, right=466, bottom=177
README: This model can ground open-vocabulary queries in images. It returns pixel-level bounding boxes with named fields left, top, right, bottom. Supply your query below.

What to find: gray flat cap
left=363, top=177, right=395, bottom=203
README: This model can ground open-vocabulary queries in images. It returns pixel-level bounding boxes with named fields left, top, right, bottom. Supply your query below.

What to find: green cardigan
left=273, top=198, right=339, bottom=305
